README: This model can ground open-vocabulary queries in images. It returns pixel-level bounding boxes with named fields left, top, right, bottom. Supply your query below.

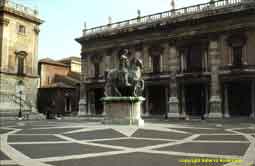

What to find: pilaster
left=224, top=84, right=230, bottom=118
left=208, top=39, right=223, bottom=118
left=168, top=45, right=180, bottom=118
left=32, top=26, right=39, bottom=76
left=0, top=18, right=10, bottom=72
left=78, top=83, right=87, bottom=116
left=78, top=54, right=88, bottom=116
left=180, top=86, right=187, bottom=119
left=144, top=87, right=150, bottom=117
left=204, top=86, right=209, bottom=118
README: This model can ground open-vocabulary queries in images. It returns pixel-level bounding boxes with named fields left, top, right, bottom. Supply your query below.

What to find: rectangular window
left=17, top=56, right=25, bottom=75
left=232, top=46, right=243, bottom=66
left=18, top=25, right=26, bottom=34
left=94, top=63, right=100, bottom=78
left=152, top=55, right=161, bottom=73
left=186, top=46, right=203, bottom=73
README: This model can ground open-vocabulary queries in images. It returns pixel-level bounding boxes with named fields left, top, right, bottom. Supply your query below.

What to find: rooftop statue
left=104, top=49, right=144, bottom=97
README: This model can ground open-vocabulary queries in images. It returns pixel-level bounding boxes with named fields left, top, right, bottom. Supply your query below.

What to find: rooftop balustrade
left=0, top=0, right=38, bottom=17
left=82, top=0, right=254, bottom=36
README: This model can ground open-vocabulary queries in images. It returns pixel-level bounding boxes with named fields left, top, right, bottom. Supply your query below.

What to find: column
left=250, top=80, right=255, bottom=118
left=204, top=86, right=209, bottom=118
left=86, top=91, right=91, bottom=115
left=168, top=44, right=180, bottom=118
left=180, top=86, right=187, bottom=119
left=165, top=86, right=169, bottom=118
left=204, top=51, right=208, bottom=72
left=224, top=84, right=230, bottom=118
left=180, top=52, right=184, bottom=73
left=208, top=39, right=223, bottom=118
left=78, top=83, right=87, bottom=116
left=78, top=54, right=88, bottom=116
left=144, top=87, right=150, bottom=117
left=89, top=91, right=95, bottom=115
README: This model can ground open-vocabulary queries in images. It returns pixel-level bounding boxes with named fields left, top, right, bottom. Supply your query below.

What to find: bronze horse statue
left=104, top=50, right=144, bottom=97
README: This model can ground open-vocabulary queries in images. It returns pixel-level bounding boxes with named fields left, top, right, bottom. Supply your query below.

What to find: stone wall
left=0, top=73, right=38, bottom=111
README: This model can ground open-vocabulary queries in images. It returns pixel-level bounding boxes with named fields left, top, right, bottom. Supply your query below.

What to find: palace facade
left=76, top=0, right=255, bottom=118
left=0, top=0, right=43, bottom=116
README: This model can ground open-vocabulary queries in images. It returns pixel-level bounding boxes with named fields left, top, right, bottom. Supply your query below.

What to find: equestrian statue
left=104, top=49, right=144, bottom=97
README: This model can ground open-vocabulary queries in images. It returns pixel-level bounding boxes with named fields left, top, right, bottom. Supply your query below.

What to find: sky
left=14, top=0, right=208, bottom=60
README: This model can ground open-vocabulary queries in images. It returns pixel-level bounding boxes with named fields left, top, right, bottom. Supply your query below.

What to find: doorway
left=148, top=86, right=166, bottom=115
left=185, top=84, right=206, bottom=116
left=228, top=81, right=251, bottom=116
left=94, top=88, right=104, bottom=115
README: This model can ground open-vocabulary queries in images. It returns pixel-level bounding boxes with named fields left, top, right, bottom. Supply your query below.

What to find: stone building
left=0, top=0, right=43, bottom=116
left=76, top=0, right=255, bottom=118
left=38, top=57, right=81, bottom=117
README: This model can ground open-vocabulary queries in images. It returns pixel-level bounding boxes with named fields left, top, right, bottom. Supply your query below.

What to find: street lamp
left=17, top=80, right=24, bottom=120
left=18, top=90, right=23, bottom=119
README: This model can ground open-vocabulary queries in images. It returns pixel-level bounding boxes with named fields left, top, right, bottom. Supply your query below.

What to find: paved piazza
left=0, top=119, right=255, bottom=166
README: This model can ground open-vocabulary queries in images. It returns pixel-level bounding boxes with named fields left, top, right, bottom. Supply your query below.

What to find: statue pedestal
left=101, top=97, right=145, bottom=126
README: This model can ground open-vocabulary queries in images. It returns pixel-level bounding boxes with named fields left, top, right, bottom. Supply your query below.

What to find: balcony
left=220, top=64, right=255, bottom=72
left=219, top=64, right=255, bottom=81
left=181, top=67, right=208, bottom=73
left=82, top=0, right=254, bottom=37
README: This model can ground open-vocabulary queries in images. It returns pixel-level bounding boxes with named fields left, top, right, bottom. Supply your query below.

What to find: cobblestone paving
left=0, top=120, right=254, bottom=166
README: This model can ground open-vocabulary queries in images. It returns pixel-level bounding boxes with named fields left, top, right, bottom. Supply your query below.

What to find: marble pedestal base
left=102, top=97, right=145, bottom=126
left=168, top=97, right=180, bottom=118
left=78, top=99, right=87, bottom=116
left=208, top=96, right=222, bottom=118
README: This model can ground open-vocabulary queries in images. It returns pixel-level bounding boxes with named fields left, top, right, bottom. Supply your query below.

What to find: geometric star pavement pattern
left=0, top=121, right=254, bottom=166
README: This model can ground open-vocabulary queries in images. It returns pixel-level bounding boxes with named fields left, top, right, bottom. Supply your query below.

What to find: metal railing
left=83, top=0, right=252, bottom=36
left=0, top=0, right=38, bottom=16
